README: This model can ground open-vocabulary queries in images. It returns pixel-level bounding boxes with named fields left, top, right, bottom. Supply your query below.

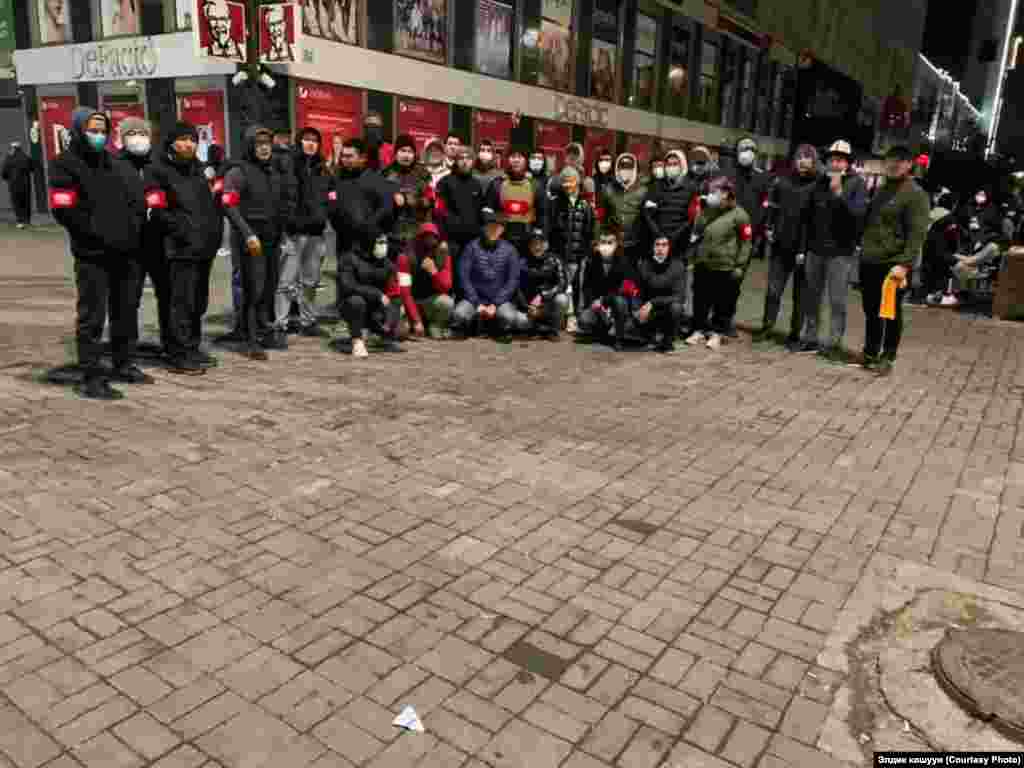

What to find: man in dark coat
left=2, top=142, right=34, bottom=228
left=49, top=108, right=146, bottom=399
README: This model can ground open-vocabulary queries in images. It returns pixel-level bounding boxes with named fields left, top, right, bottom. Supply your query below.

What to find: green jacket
left=603, top=178, right=651, bottom=247
left=860, top=177, right=930, bottom=266
left=693, top=206, right=753, bottom=272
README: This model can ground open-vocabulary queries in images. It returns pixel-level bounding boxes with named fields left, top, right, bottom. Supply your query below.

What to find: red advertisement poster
left=259, top=3, right=299, bottom=63
left=583, top=128, right=615, bottom=176
left=396, top=97, right=450, bottom=156
left=534, top=120, right=572, bottom=171
left=627, top=135, right=653, bottom=170
left=39, top=95, right=76, bottom=163
left=474, top=110, right=513, bottom=167
left=295, top=80, right=363, bottom=165
left=177, top=91, right=227, bottom=163
left=104, top=101, right=146, bottom=151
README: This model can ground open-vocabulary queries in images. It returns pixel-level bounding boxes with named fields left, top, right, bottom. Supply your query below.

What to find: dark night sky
left=921, top=0, right=980, bottom=80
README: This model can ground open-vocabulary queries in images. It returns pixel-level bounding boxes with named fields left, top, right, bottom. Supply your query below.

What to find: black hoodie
left=49, top=108, right=143, bottom=260
left=288, top=127, right=334, bottom=237
left=328, top=165, right=394, bottom=254
left=581, top=250, right=636, bottom=306
left=437, top=165, right=485, bottom=243
left=143, top=134, right=223, bottom=262
left=637, top=257, right=686, bottom=308
left=223, top=126, right=286, bottom=242
left=769, top=171, right=818, bottom=253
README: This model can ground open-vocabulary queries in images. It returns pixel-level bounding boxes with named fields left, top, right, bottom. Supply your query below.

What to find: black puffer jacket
left=437, top=169, right=485, bottom=243
left=582, top=252, right=636, bottom=306
left=143, top=138, right=222, bottom=262
left=223, top=126, right=287, bottom=242
left=548, top=192, right=596, bottom=265
left=329, top=168, right=395, bottom=253
left=518, top=252, right=567, bottom=307
left=768, top=172, right=818, bottom=253
left=288, top=129, right=333, bottom=237
left=733, top=166, right=771, bottom=232
left=643, top=151, right=698, bottom=249
left=338, top=249, right=395, bottom=303
left=637, top=257, right=686, bottom=307
left=49, top=108, right=143, bottom=261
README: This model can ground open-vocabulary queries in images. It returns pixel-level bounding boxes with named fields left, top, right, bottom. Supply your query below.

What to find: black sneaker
left=191, top=351, right=219, bottom=369
left=77, top=377, right=124, bottom=400
left=299, top=324, right=323, bottom=338
left=784, top=338, right=803, bottom=352
left=260, top=332, right=288, bottom=351
left=819, top=347, right=847, bottom=365
left=376, top=339, right=404, bottom=353
left=655, top=341, right=675, bottom=354
left=797, top=341, right=819, bottom=354
left=214, top=328, right=246, bottom=344
left=167, top=357, right=206, bottom=376
left=111, top=364, right=154, bottom=384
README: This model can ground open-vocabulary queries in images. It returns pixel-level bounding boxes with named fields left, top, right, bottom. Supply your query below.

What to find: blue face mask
left=84, top=131, right=107, bottom=151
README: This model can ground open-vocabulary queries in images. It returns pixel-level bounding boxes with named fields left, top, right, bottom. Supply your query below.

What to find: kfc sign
left=553, top=95, right=609, bottom=128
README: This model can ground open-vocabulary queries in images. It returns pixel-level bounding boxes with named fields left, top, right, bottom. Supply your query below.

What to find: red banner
left=534, top=120, right=572, bottom=170
left=627, top=135, right=654, bottom=170
left=583, top=129, right=615, bottom=176
left=295, top=80, right=363, bottom=164
left=39, top=95, right=76, bottom=163
left=396, top=97, right=450, bottom=156
left=104, top=101, right=146, bottom=151
left=474, top=109, right=514, bottom=167
left=177, top=91, right=226, bottom=164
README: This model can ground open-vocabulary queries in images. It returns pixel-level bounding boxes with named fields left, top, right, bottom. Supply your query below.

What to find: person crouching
left=396, top=223, right=455, bottom=339
left=519, top=228, right=569, bottom=340
left=338, top=234, right=403, bottom=358
left=686, top=176, right=753, bottom=350
left=634, top=235, right=686, bottom=353
left=577, top=225, right=636, bottom=351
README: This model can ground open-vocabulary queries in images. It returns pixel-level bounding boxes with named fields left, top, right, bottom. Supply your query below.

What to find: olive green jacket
left=693, top=206, right=753, bottom=272
left=860, top=177, right=930, bottom=266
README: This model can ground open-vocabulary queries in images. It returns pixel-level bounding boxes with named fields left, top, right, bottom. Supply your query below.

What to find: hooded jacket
left=731, top=153, right=771, bottom=232
left=384, top=158, right=435, bottom=246
left=637, top=256, right=686, bottom=308
left=548, top=186, right=597, bottom=265
left=959, top=197, right=1002, bottom=244
left=2, top=146, right=33, bottom=189
left=272, top=143, right=297, bottom=224
left=798, top=170, right=868, bottom=255
left=591, top=155, right=615, bottom=199
left=642, top=150, right=697, bottom=248
left=338, top=246, right=398, bottom=304
left=581, top=248, right=636, bottom=306
left=49, top=108, right=144, bottom=260
left=767, top=154, right=819, bottom=254
left=288, top=127, right=333, bottom=237
left=222, top=126, right=286, bottom=243
left=423, top=139, right=450, bottom=189
left=437, top=165, right=485, bottom=243
left=547, top=143, right=596, bottom=201
left=602, top=153, right=650, bottom=249
left=396, top=226, right=453, bottom=326
left=329, top=165, right=395, bottom=254
left=143, top=132, right=222, bottom=262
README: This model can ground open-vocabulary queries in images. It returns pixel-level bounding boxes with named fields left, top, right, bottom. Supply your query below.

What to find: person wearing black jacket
left=634, top=236, right=686, bottom=352
left=222, top=125, right=287, bottom=359
left=144, top=121, right=222, bottom=374
left=753, top=144, right=819, bottom=345
left=547, top=166, right=597, bottom=324
left=277, top=127, right=332, bottom=337
left=732, top=138, right=771, bottom=263
left=518, top=228, right=569, bottom=339
left=49, top=107, right=146, bottom=399
left=643, top=150, right=697, bottom=261
left=2, top=142, right=34, bottom=228
left=437, top=146, right=484, bottom=298
left=338, top=234, right=402, bottom=358
left=577, top=226, right=636, bottom=350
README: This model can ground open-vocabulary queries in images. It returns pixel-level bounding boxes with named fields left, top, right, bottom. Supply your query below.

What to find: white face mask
left=738, top=150, right=755, bottom=167
left=653, top=167, right=665, bottom=179
left=705, top=192, right=723, bottom=208
left=976, top=194, right=987, bottom=205
left=653, top=250, right=668, bottom=264
left=373, top=241, right=389, bottom=259
left=125, top=135, right=151, bottom=156
left=597, top=243, right=616, bottom=260
left=529, top=159, right=544, bottom=173
left=618, top=169, right=636, bottom=186
left=666, top=166, right=682, bottom=179
left=597, top=161, right=612, bottom=173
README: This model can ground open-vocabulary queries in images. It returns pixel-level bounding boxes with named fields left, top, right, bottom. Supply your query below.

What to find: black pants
left=692, top=266, right=741, bottom=334
left=166, top=258, right=214, bottom=361
left=134, top=252, right=171, bottom=347
left=74, top=257, right=139, bottom=373
left=235, top=231, right=279, bottom=343
left=341, top=294, right=400, bottom=340
left=638, top=300, right=684, bottom=339
left=860, top=262, right=904, bottom=360
left=9, top=181, right=31, bottom=224
left=449, top=238, right=473, bottom=301
left=764, top=248, right=804, bottom=339
left=578, top=295, right=629, bottom=340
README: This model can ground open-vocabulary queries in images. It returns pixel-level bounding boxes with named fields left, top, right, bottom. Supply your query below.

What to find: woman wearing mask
left=338, top=234, right=403, bottom=358
left=686, top=176, right=753, bottom=350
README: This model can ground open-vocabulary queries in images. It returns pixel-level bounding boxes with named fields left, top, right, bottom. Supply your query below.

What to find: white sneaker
left=940, top=293, right=960, bottom=307
left=15, top=223, right=25, bottom=229
left=706, top=333, right=722, bottom=349
left=352, top=338, right=369, bottom=358
left=926, top=291, right=942, bottom=305
left=685, top=331, right=706, bottom=346
left=566, top=316, right=578, bottom=334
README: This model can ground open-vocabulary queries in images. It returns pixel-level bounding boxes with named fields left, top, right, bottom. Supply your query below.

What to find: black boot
left=78, top=375, right=124, bottom=400
left=111, top=363, right=154, bottom=384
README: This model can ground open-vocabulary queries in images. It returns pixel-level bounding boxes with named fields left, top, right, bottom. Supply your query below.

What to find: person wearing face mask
left=548, top=166, right=598, bottom=331
left=222, top=126, right=287, bottom=359
left=791, top=139, right=867, bottom=361
left=143, top=122, right=223, bottom=375
left=577, top=226, right=636, bottom=350
left=650, top=159, right=666, bottom=189
left=2, top=141, right=34, bottom=228
left=517, top=228, right=569, bottom=340
left=395, top=222, right=454, bottom=339
left=634, top=236, right=686, bottom=353
left=547, top=142, right=596, bottom=204
left=752, top=144, right=819, bottom=346
left=528, top=150, right=551, bottom=229
left=338, top=234, right=403, bottom=358
left=730, top=138, right=770, bottom=270
left=49, top=108, right=145, bottom=399
left=385, top=134, right=435, bottom=251
left=643, top=151, right=696, bottom=261
left=487, top=145, right=544, bottom=259
left=686, top=176, right=752, bottom=350
left=363, top=111, right=393, bottom=171
left=953, top=186, right=1003, bottom=283
left=473, top=140, right=504, bottom=194
left=450, top=208, right=527, bottom=340
left=437, top=146, right=485, bottom=299
left=602, top=153, right=650, bottom=267
left=592, top=149, right=615, bottom=200
left=423, top=138, right=450, bottom=189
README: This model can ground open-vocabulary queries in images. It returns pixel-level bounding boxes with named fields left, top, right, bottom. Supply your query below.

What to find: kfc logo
left=260, top=3, right=299, bottom=63
left=195, top=0, right=246, bottom=62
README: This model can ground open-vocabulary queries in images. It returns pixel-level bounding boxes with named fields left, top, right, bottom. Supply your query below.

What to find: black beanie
left=168, top=121, right=199, bottom=143
left=394, top=133, right=417, bottom=154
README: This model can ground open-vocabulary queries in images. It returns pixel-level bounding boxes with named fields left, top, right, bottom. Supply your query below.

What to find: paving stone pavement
left=1, top=229, right=1024, bottom=768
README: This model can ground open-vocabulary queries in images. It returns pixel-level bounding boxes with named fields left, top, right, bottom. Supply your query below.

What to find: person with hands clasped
left=395, top=223, right=454, bottom=339
left=577, top=225, right=637, bottom=351
left=634, top=236, right=686, bottom=353
left=518, top=228, right=569, bottom=340
left=338, top=234, right=403, bottom=358
left=686, top=176, right=752, bottom=350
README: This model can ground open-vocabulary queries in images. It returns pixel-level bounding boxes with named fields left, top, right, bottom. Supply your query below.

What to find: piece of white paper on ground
left=393, top=705, right=424, bottom=732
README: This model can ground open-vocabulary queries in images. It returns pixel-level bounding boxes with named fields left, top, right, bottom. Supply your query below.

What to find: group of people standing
left=47, top=103, right=930, bottom=401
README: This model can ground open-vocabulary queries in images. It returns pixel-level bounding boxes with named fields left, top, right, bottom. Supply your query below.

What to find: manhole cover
left=933, top=628, right=1024, bottom=744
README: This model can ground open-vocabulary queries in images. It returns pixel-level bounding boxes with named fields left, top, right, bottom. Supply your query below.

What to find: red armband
left=620, top=279, right=640, bottom=298
left=739, top=223, right=753, bottom=242
left=221, top=190, right=241, bottom=208
left=144, top=189, right=168, bottom=209
left=327, top=190, right=338, bottom=202
left=49, top=188, right=78, bottom=209
left=211, top=178, right=224, bottom=194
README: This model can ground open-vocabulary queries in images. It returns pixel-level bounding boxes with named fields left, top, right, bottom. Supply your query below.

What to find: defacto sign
left=71, top=39, right=158, bottom=80
left=553, top=95, right=609, bottom=128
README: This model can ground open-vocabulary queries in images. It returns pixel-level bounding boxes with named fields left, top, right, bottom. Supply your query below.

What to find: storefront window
left=719, top=40, right=736, bottom=127
left=590, top=0, right=618, bottom=101
left=632, top=12, right=658, bottom=110
left=691, top=34, right=718, bottom=124
left=774, top=64, right=794, bottom=138
left=665, top=17, right=690, bottom=117
left=476, top=0, right=514, bottom=78
left=738, top=48, right=757, bottom=132
left=396, top=0, right=449, bottom=64
left=539, top=0, right=573, bottom=91
left=755, top=59, right=774, bottom=136
left=35, top=0, right=72, bottom=44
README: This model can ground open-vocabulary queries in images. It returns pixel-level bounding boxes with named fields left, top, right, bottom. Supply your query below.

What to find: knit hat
left=737, top=137, right=758, bottom=154
left=119, top=117, right=151, bottom=136
left=480, top=207, right=505, bottom=225
left=689, top=145, right=712, bottom=164
left=167, top=121, right=199, bottom=143
left=507, top=145, right=528, bottom=159
left=394, top=134, right=417, bottom=154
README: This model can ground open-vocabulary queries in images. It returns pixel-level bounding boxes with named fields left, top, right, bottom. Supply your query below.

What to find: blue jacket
left=459, top=237, right=520, bottom=306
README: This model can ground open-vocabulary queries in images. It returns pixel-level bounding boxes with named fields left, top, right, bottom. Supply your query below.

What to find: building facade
left=7, top=0, right=927, bottom=216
